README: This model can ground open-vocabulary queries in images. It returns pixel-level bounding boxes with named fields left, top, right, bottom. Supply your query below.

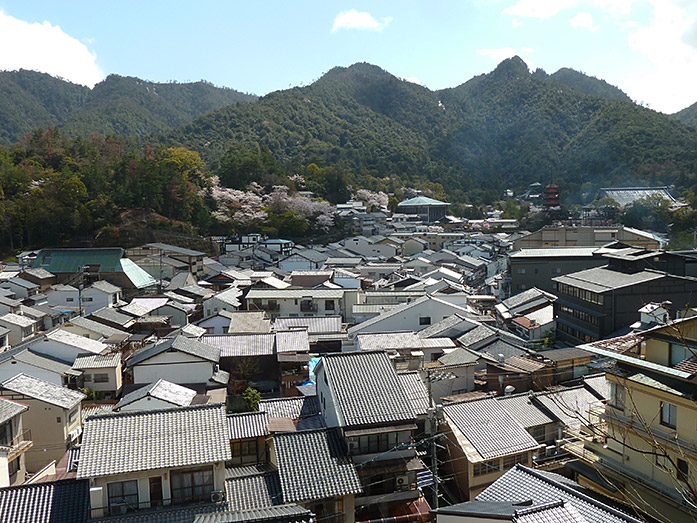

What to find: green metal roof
left=120, top=259, right=157, bottom=289
left=32, top=248, right=125, bottom=273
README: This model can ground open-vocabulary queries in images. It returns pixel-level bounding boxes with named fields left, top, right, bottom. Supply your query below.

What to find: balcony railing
left=0, top=429, right=32, bottom=459
left=89, top=493, right=225, bottom=519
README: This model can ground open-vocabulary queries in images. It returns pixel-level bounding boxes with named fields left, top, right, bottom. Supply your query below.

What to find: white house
left=278, top=249, right=328, bottom=272
left=203, top=286, right=242, bottom=319
left=72, top=352, right=123, bottom=397
left=113, top=379, right=197, bottom=412
left=245, top=288, right=359, bottom=322
left=0, top=277, right=39, bottom=300
left=26, top=329, right=109, bottom=364
left=126, top=336, right=221, bottom=386
left=0, top=313, right=38, bottom=346
left=347, top=295, right=473, bottom=339
left=0, top=346, right=76, bottom=386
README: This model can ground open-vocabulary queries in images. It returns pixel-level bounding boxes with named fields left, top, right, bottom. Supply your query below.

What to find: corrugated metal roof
left=274, top=316, right=342, bottom=334
left=33, top=248, right=125, bottom=273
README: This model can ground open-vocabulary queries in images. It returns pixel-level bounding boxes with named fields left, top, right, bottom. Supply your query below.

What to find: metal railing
left=89, top=493, right=224, bottom=519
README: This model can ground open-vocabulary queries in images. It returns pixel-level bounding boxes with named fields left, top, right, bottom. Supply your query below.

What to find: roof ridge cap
left=514, top=465, right=644, bottom=522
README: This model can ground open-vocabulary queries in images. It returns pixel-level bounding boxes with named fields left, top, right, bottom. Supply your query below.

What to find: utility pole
left=426, top=368, right=440, bottom=509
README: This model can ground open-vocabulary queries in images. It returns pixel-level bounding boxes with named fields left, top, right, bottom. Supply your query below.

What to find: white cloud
left=622, top=1, right=697, bottom=112
left=477, top=47, right=533, bottom=66
left=403, top=76, right=422, bottom=85
left=569, top=11, right=599, bottom=31
left=0, top=10, right=102, bottom=87
left=332, top=9, right=392, bottom=32
left=512, top=18, right=523, bottom=27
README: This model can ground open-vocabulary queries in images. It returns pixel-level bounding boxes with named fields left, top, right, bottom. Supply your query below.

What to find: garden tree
left=242, top=387, right=262, bottom=412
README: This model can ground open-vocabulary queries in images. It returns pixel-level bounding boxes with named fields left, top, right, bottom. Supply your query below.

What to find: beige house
left=576, top=316, right=697, bottom=522
left=0, top=373, right=84, bottom=472
left=72, top=353, right=123, bottom=397
left=77, top=404, right=230, bottom=517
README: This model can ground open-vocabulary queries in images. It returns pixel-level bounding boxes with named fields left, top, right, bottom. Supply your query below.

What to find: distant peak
left=493, top=56, right=530, bottom=76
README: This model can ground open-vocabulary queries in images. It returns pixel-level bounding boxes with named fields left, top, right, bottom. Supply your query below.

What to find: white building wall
left=132, top=352, right=213, bottom=385
left=197, top=315, right=230, bottom=335
left=350, top=300, right=468, bottom=336
left=315, top=363, right=341, bottom=428
left=27, top=338, right=93, bottom=365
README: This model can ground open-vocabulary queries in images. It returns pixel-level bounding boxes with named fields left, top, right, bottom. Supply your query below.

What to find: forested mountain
left=673, top=101, right=697, bottom=128
left=0, top=70, right=256, bottom=145
left=170, top=57, right=697, bottom=204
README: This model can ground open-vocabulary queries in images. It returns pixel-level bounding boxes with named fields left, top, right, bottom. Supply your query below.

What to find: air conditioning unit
left=210, top=490, right=225, bottom=503
left=395, top=475, right=410, bottom=488
left=545, top=445, right=557, bottom=457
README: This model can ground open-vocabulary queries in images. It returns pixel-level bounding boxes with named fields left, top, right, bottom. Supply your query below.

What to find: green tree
left=242, top=387, right=261, bottom=412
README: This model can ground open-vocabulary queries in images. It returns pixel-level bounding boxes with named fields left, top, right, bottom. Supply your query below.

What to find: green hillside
left=0, top=70, right=256, bottom=145
left=171, top=57, right=697, bottom=204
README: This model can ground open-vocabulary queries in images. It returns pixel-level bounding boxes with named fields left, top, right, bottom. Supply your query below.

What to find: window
left=66, top=297, right=74, bottom=302
left=56, top=417, right=61, bottom=424
left=473, top=459, right=500, bottom=477
left=231, top=439, right=257, bottom=458
left=325, top=300, right=335, bottom=311
left=68, top=409, right=78, bottom=424
left=107, top=480, right=139, bottom=515
left=661, top=402, right=677, bottom=429
left=170, top=468, right=214, bottom=504
left=8, top=457, right=19, bottom=476
left=94, top=373, right=110, bottom=383
left=517, top=268, right=526, bottom=274
left=0, top=421, right=13, bottom=445
left=609, top=382, right=625, bottom=410
left=419, top=316, right=431, bottom=326
left=82, top=297, right=93, bottom=302
left=678, top=459, right=689, bottom=482
left=503, top=452, right=528, bottom=470
left=83, top=374, right=92, bottom=382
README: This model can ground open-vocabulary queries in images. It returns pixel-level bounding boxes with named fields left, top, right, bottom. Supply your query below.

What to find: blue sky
left=1, top=1, right=696, bottom=113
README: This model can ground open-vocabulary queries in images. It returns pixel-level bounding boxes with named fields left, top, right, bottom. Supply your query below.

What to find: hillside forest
left=2, top=57, right=697, bottom=253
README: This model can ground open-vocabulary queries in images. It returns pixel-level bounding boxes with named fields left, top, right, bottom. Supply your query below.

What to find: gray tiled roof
left=0, top=397, right=28, bottom=424
left=67, top=316, right=128, bottom=338
left=114, top=379, right=197, bottom=410
left=194, top=504, right=314, bottom=523
left=128, top=335, right=220, bottom=367
left=321, top=351, right=416, bottom=427
left=1, top=373, right=85, bottom=409
left=227, top=411, right=269, bottom=440
left=258, top=397, right=320, bottom=420
left=533, top=387, right=603, bottom=430
left=89, top=307, right=134, bottom=327
left=496, top=393, right=555, bottom=429
left=418, top=313, right=478, bottom=339
left=225, top=469, right=281, bottom=511
left=228, top=312, right=271, bottom=334
left=444, top=398, right=540, bottom=459
left=477, top=465, right=644, bottom=523
left=397, top=371, right=430, bottom=416
left=204, top=334, right=275, bottom=357
left=275, top=330, right=310, bottom=353
left=77, top=403, right=231, bottom=478
left=582, top=374, right=609, bottom=401
left=72, top=352, right=121, bottom=370
left=273, top=429, right=362, bottom=503
left=514, top=501, right=587, bottom=523
left=0, top=478, right=90, bottom=523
